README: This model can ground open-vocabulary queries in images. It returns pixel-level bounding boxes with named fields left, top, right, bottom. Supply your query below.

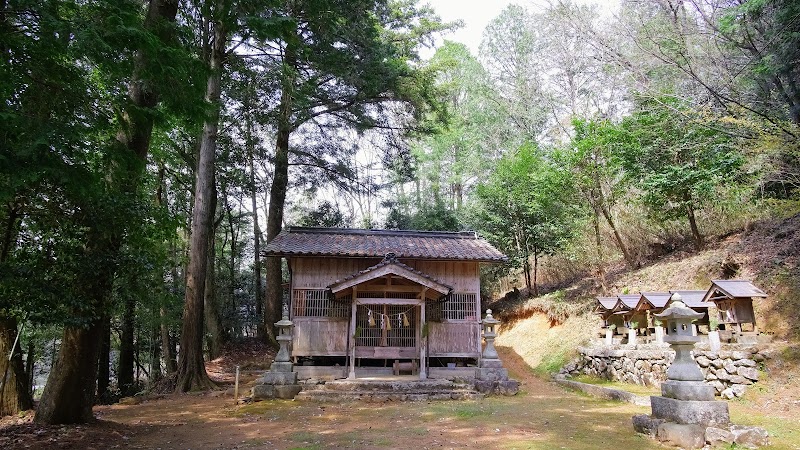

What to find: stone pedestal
left=474, top=309, right=519, bottom=396
left=654, top=326, right=664, bottom=344
left=605, top=328, right=613, bottom=346
left=627, top=328, right=637, bottom=346
left=708, top=331, right=721, bottom=351
left=650, top=396, right=729, bottom=427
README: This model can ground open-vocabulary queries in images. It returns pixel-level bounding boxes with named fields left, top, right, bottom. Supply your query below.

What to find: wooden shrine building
left=263, top=227, right=507, bottom=379
left=702, top=279, right=767, bottom=333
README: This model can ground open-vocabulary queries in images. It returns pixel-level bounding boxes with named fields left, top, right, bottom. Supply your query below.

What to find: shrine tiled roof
left=640, top=292, right=672, bottom=308
left=264, top=227, right=508, bottom=262
left=703, top=280, right=767, bottom=301
left=669, top=290, right=708, bottom=309
left=596, top=297, right=617, bottom=311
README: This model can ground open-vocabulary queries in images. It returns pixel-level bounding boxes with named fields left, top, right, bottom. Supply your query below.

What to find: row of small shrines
left=596, top=279, right=767, bottom=343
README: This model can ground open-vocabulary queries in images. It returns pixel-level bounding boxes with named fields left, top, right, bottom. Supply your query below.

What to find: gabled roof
left=328, top=255, right=452, bottom=296
left=702, top=279, right=767, bottom=302
left=639, top=292, right=672, bottom=309
left=596, top=297, right=617, bottom=311
left=611, top=294, right=640, bottom=313
left=669, top=290, right=708, bottom=309
left=264, top=227, right=508, bottom=262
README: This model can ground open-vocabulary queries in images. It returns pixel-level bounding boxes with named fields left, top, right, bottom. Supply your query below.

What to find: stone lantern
left=634, top=298, right=769, bottom=448
left=274, top=302, right=293, bottom=365
left=474, top=309, right=519, bottom=396
left=252, top=300, right=302, bottom=400
left=654, top=296, right=710, bottom=398
left=481, top=309, right=500, bottom=360
left=648, top=296, right=728, bottom=426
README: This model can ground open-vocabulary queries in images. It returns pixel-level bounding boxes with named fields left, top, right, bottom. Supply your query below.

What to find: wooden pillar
left=349, top=288, right=358, bottom=379
left=419, top=301, right=427, bottom=379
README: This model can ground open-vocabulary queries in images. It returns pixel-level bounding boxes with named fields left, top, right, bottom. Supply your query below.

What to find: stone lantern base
left=252, top=361, right=302, bottom=400
left=473, top=358, right=520, bottom=396
left=649, top=396, right=729, bottom=427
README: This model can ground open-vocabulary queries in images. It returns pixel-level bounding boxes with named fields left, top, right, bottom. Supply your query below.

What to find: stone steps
left=295, top=379, right=483, bottom=402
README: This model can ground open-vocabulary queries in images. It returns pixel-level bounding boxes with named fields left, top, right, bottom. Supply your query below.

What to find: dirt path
left=2, top=347, right=798, bottom=449
left=0, top=348, right=654, bottom=450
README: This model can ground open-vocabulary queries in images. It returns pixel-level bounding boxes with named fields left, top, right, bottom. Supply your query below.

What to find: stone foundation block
left=731, top=425, right=769, bottom=448
left=631, top=414, right=664, bottom=438
left=479, top=359, right=504, bottom=369
left=474, top=380, right=519, bottom=396
left=257, top=371, right=298, bottom=385
left=657, top=423, right=705, bottom=449
left=252, top=384, right=275, bottom=400
left=273, top=385, right=302, bottom=399
left=474, top=367, right=508, bottom=381
left=705, top=427, right=734, bottom=446
left=661, top=380, right=715, bottom=401
left=269, top=362, right=294, bottom=373
left=650, top=396, right=730, bottom=426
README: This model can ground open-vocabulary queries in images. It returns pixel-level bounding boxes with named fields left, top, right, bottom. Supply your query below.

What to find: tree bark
left=264, top=38, right=298, bottom=344
left=204, top=230, right=224, bottom=360
left=118, top=295, right=136, bottom=396
left=685, top=194, right=703, bottom=249
left=160, top=307, right=176, bottom=374
left=149, top=321, right=162, bottom=384
left=35, top=320, right=105, bottom=423
left=248, top=120, right=264, bottom=340
left=96, top=318, right=111, bottom=403
left=0, top=201, right=32, bottom=417
left=532, top=250, right=539, bottom=298
left=598, top=202, right=636, bottom=268
left=0, top=317, right=32, bottom=416
left=175, top=11, right=226, bottom=392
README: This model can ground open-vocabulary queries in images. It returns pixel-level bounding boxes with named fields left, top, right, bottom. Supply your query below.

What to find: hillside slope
left=491, top=213, right=800, bottom=374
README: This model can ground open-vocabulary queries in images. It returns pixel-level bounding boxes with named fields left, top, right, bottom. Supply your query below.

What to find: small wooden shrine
left=702, top=279, right=767, bottom=333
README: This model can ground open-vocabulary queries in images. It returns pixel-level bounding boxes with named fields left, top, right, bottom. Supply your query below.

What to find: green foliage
left=472, top=144, right=584, bottom=283
left=384, top=199, right=461, bottom=231
left=618, top=98, right=747, bottom=237
left=295, top=201, right=350, bottom=228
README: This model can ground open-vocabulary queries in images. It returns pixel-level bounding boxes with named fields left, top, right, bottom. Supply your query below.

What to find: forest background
left=1, top=0, right=798, bottom=425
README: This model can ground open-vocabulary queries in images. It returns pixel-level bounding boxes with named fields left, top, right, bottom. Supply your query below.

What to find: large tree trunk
left=149, top=321, right=162, bottom=384
left=35, top=0, right=179, bottom=424
left=35, top=320, right=105, bottom=423
left=175, top=13, right=226, bottom=393
left=204, top=231, right=224, bottom=360
left=0, top=202, right=32, bottom=417
left=264, top=39, right=298, bottom=344
left=532, top=250, right=539, bottom=298
left=118, top=295, right=136, bottom=396
left=0, top=317, right=32, bottom=416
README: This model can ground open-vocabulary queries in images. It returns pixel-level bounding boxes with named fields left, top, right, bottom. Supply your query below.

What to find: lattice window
left=292, top=289, right=349, bottom=318
left=355, top=304, right=416, bottom=348
left=441, top=293, right=478, bottom=321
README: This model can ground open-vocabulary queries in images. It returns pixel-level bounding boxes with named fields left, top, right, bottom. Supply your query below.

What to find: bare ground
left=0, top=347, right=655, bottom=450
left=2, top=344, right=799, bottom=450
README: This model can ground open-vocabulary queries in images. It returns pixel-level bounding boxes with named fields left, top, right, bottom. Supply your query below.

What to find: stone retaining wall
left=560, top=344, right=770, bottom=399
